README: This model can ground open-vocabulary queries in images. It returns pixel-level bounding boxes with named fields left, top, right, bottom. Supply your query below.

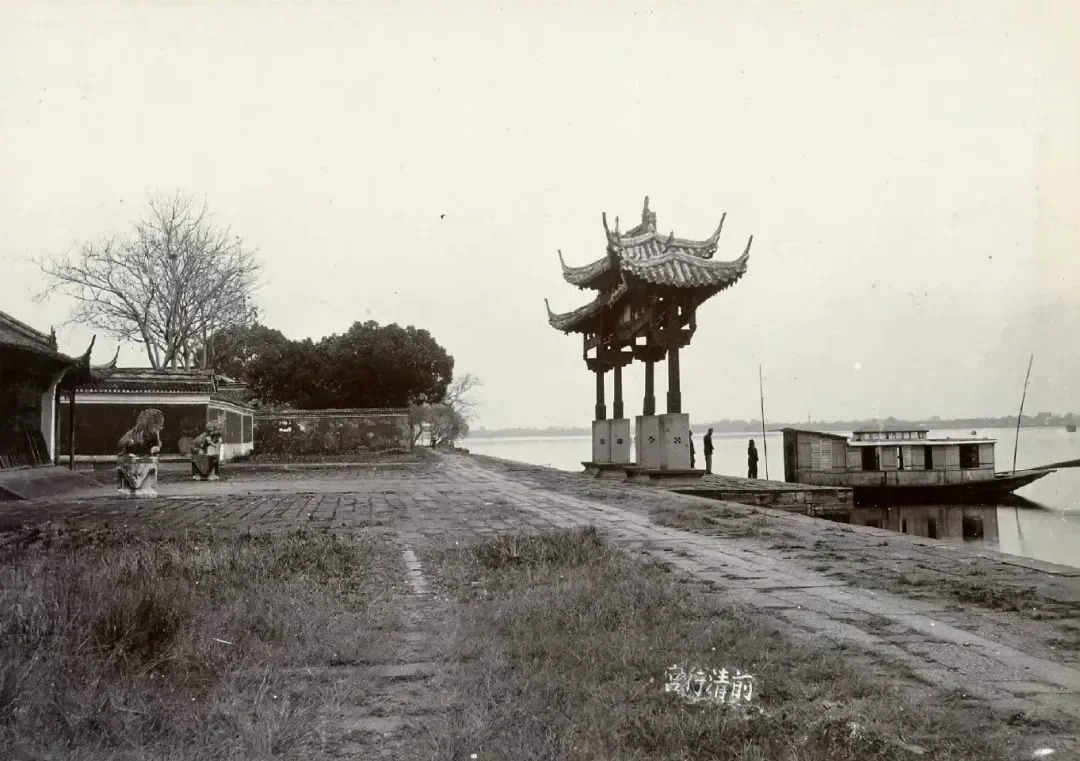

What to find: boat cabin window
left=923, top=445, right=935, bottom=470
left=861, top=446, right=879, bottom=471
left=959, top=444, right=980, bottom=469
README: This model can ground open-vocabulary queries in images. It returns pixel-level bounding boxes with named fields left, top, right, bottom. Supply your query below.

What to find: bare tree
left=443, top=372, right=481, bottom=421
left=37, top=192, right=260, bottom=369
left=427, top=403, right=470, bottom=448
left=410, top=372, right=482, bottom=447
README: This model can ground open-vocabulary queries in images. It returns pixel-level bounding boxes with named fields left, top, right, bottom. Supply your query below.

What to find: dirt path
left=444, top=454, right=1080, bottom=752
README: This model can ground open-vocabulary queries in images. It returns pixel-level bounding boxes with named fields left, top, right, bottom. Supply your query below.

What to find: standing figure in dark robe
left=747, top=439, right=759, bottom=479
left=117, top=408, right=164, bottom=497
left=689, top=431, right=695, bottom=469
left=190, top=419, right=224, bottom=481
left=704, top=428, right=714, bottom=474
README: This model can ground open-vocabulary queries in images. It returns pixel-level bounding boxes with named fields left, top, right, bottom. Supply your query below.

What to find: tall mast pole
left=759, top=364, right=769, bottom=479
left=1012, top=354, right=1034, bottom=475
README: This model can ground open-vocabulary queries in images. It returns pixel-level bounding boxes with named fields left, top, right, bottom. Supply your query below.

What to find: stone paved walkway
left=3, top=452, right=1079, bottom=755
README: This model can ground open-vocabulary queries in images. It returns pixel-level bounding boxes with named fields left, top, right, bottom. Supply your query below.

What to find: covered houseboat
left=782, top=426, right=1054, bottom=506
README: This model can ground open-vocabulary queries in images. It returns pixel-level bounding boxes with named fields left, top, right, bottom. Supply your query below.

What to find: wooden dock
left=665, top=474, right=853, bottom=517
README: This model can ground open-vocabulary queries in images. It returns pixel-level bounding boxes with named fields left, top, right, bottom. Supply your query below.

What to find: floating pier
left=665, top=474, right=853, bottom=518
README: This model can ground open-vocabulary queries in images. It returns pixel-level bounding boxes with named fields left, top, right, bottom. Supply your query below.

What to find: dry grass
left=423, top=526, right=1023, bottom=761
left=0, top=526, right=398, bottom=760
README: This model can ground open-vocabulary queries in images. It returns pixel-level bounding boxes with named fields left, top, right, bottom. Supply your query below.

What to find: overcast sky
left=3, top=1, right=1077, bottom=429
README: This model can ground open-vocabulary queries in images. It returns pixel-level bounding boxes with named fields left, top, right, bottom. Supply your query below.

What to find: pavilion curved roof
left=557, top=197, right=750, bottom=290
left=619, top=234, right=751, bottom=289
left=547, top=197, right=752, bottom=333
left=545, top=279, right=628, bottom=332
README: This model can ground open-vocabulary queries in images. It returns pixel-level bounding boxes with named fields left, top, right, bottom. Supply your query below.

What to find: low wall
left=253, top=408, right=412, bottom=456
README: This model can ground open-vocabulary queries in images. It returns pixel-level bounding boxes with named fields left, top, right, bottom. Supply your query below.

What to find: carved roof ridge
left=622, top=235, right=752, bottom=271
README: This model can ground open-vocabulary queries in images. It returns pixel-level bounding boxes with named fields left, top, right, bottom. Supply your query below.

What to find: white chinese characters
left=664, top=665, right=756, bottom=705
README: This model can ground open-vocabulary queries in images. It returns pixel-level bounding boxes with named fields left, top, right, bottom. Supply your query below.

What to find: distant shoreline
left=470, top=416, right=1077, bottom=439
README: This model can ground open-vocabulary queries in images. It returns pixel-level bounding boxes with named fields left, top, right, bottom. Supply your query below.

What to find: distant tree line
left=472, top=412, right=1079, bottom=439
left=208, top=321, right=479, bottom=446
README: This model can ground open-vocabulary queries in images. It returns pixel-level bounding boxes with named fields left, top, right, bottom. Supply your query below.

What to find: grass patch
left=0, top=526, right=397, bottom=759
left=241, top=449, right=423, bottom=464
left=652, top=504, right=769, bottom=538
left=424, top=526, right=1019, bottom=760
left=947, top=580, right=1042, bottom=613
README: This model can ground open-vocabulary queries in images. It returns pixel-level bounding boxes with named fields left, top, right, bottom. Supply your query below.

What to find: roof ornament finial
left=642, top=195, right=657, bottom=231
left=708, top=213, right=727, bottom=244
left=544, top=298, right=555, bottom=318
left=558, top=249, right=568, bottom=268
left=602, top=211, right=612, bottom=241
left=741, top=234, right=754, bottom=262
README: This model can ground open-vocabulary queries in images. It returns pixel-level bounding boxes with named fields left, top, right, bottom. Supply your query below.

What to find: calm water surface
left=465, top=428, right=1080, bottom=569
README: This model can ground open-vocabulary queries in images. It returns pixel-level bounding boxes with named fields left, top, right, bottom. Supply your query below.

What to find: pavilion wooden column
left=643, top=358, right=655, bottom=415
left=53, top=384, right=62, bottom=465
left=612, top=364, right=624, bottom=419
left=67, top=388, right=76, bottom=470
left=594, top=369, right=606, bottom=421
left=667, top=349, right=681, bottom=414
left=665, top=304, right=682, bottom=414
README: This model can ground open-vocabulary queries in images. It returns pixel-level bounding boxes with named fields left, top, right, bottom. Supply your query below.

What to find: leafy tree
left=37, top=192, right=260, bottom=369
left=320, top=321, right=453, bottom=408
left=202, top=323, right=291, bottom=382
left=248, top=338, right=329, bottom=409
left=242, top=320, right=455, bottom=411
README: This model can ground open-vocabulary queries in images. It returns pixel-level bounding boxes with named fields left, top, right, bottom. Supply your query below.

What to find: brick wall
left=254, top=408, right=411, bottom=456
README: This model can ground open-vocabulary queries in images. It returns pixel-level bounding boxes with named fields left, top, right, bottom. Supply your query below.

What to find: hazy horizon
left=4, top=1, right=1078, bottom=430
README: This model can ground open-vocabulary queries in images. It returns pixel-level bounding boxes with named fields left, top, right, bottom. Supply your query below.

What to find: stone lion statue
left=117, top=408, right=164, bottom=497
left=118, top=408, right=164, bottom=456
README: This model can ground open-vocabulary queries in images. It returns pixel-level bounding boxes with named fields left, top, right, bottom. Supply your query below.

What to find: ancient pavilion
left=545, top=197, right=751, bottom=477
left=0, top=310, right=117, bottom=471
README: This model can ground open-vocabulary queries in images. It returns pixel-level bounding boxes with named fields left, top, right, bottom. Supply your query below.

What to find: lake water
left=464, top=427, right=1080, bottom=569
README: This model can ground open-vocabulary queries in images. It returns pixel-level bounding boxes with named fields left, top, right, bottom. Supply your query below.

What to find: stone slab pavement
left=3, top=451, right=1079, bottom=754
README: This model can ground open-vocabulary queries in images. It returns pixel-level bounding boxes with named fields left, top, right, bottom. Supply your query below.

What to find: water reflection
left=841, top=504, right=1000, bottom=543
left=837, top=500, right=1080, bottom=570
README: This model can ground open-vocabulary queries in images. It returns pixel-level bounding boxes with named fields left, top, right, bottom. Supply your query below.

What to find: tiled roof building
left=0, top=310, right=117, bottom=470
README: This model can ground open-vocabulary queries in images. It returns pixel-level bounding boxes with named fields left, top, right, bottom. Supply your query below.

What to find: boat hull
left=852, top=469, right=1054, bottom=506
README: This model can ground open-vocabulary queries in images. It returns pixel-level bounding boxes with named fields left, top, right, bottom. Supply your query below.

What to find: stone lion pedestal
left=117, top=455, right=159, bottom=498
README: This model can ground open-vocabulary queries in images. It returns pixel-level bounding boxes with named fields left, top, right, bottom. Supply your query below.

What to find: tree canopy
left=218, top=319, right=456, bottom=411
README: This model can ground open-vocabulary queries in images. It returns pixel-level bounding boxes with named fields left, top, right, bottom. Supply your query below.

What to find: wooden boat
left=1067, top=424, right=1077, bottom=433
left=781, top=426, right=1055, bottom=506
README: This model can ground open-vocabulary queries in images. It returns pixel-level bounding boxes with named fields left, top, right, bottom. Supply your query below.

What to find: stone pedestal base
left=635, top=415, right=662, bottom=469
left=625, top=467, right=704, bottom=486
left=585, top=418, right=634, bottom=476
left=636, top=413, right=691, bottom=470
left=582, top=461, right=632, bottom=478
left=117, top=456, right=158, bottom=498
left=608, top=418, right=632, bottom=464
left=592, top=420, right=612, bottom=464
